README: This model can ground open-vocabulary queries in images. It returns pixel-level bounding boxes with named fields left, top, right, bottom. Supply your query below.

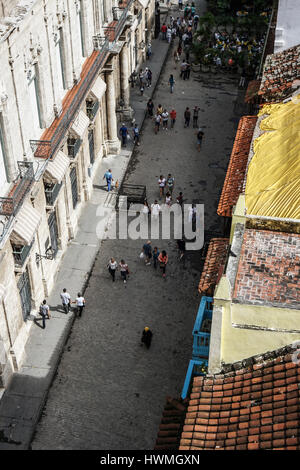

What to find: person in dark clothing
left=147, top=98, right=154, bottom=117
left=177, top=238, right=186, bottom=259
left=184, top=107, right=191, bottom=127
left=193, top=106, right=199, bottom=128
left=141, top=327, right=153, bottom=349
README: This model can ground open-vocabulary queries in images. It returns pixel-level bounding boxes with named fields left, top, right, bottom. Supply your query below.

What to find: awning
left=90, top=76, right=107, bottom=101
left=44, top=151, right=69, bottom=184
left=11, top=202, right=41, bottom=246
left=71, top=110, right=90, bottom=139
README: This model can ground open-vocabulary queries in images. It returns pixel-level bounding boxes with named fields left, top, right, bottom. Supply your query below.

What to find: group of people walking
left=38, top=289, right=85, bottom=329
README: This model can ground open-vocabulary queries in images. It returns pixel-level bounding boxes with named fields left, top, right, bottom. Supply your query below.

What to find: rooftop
left=258, top=43, right=300, bottom=102
left=233, top=229, right=300, bottom=309
left=198, top=238, right=229, bottom=295
left=217, top=116, right=257, bottom=218
left=179, top=344, right=300, bottom=450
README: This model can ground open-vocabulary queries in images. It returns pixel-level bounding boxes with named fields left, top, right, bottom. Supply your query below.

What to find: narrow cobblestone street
left=31, top=8, right=243, bottom=450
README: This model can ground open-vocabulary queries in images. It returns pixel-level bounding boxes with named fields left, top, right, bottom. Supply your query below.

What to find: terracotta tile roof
left=154, top=397, right=188, bottom=450
left=258, top=44, right=300, bottom=102
left=233, top=229, right=300, bottom=309
left=179, top=344, right=300, bottom=450
left=198, top=238, right=229, bottom=295
left=245, top=80, right=261, bottom=104
left=217, top=116, right=257, bottom=217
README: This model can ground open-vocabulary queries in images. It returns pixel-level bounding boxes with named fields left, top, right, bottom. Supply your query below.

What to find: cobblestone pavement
left=31, top=8, right=243, bottom=451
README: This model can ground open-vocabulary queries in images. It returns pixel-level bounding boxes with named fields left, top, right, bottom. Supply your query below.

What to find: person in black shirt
left=141, top=327, right=153, bottom=349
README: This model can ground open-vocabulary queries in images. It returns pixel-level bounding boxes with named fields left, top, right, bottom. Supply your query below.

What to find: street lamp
left=36, top=246, right=54, bottom=263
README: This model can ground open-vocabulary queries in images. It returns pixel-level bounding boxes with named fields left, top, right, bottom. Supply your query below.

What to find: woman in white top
left=165, top=191, right=172, bottom=207
left=158, top=175, right=166, bottom=198
left=107, top=257, right=118, bottom=282
left=119, top=259, right=129, bottom=284
left=151, top=200, right=161, bottom=219
left=142, top=201, right=150, bottom=220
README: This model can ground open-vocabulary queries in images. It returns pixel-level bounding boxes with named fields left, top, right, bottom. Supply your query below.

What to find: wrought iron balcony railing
left=104, top=0, right=134, bottom=43
left=12, top=238, right=35, bottom=268
left=86, top=100, right=99, bottom=121
left=192, top=296, right=213, bottom=360
left=0, top=162, right=35, bottom=216
left=30, top=36, right=109, bottom=161
left=67, top=137, right=82, bottom=159
left=44, top=182, right=62, bottom=206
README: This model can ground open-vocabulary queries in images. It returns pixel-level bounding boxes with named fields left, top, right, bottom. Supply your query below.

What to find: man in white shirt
left=60, top=288, right=71, bottom=314
left=39, top=299, right=50, bottom=329
left=72, top=293, right=85, bottom=318
left=151, top=200, right=161, bottom=219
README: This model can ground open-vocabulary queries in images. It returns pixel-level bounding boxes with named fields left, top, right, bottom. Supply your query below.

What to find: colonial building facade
left=0, top=0, right=155, bottom=387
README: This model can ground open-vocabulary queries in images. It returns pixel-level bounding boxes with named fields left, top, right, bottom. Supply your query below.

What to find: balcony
left=104, top=0, right=134, bottom=43
left=192, top=296, right=213, bottom=360
left=44, top=182, right=62, bottom=206
left=67, top=137, right=82, bottom=159
left=29, top=36, right=109, bottom=161
left=12, top=238, right=34, bottom=269
left=0, top=162, right=35, bottom=217
left=86, top=99, right=99, bottom=121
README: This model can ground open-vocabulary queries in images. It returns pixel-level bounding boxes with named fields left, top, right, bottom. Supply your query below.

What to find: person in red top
left=158, top=250, right=168, bottom=278
left=170, top=109, right=177, bottom=128
left=161, top=23, right=167, bottom=40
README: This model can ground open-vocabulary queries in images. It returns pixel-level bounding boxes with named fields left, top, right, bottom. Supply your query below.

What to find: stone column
left=120, top=44, right=133, bottom=119
left=0, top=94, right=17, bottom=182
left=105, top=70, right=121, bottom=154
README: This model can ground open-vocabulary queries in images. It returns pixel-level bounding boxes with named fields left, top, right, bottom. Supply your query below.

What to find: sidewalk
left=0, top=12, right=171, bottom=450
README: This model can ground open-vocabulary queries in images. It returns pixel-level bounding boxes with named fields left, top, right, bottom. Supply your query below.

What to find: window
left=17, top=268, right=32, bottom=321
left=48, top=210, right=59, bottom=258
left=78, top=0, right=85, bottom=57
left=70, top=166, right=78, bottom=209
left=88, top=129, right=95, bottom=165
left=28, top=67, right=42, bottom=136
left=55, top=30, right=66, bottom=98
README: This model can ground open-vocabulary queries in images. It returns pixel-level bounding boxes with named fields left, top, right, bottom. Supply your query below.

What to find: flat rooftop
left=233, top=229, right=300, bottom=309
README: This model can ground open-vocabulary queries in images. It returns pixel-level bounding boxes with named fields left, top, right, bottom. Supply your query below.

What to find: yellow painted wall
left=230, top=194, right=246, bottom=243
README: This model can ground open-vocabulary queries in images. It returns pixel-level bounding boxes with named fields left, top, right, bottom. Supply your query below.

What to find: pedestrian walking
left=177, top=238, right=186, bottom=259
left=73, top=293, right=85, bottom=318
left=158, top=175, right=166, bottom=198
left=162, top=109, right=169, bottom=130
left=178, top=0, right=183, bottom=11
left=168, top=74, right=175, bottom=93
left=193, top=106, right=199, bottom=128
left=156, top=104, right=163, bottom=115
left=188, top=204, right=197, bottom=224
left=165, top=191, right=172, bottom=207
left=158, top=250, right=168, bottom=278
left=107, top=257, right=118, bottom=282
left=170, top=108, right=177, bottom=128
left=152, top=247, right=160, bottom=269
left=142, top=240, right=152, bottom=265
left=161, top=23, right=167, bottom=40
left=147, top=98, right=154, bottom=117
left=119, top=259, right=129, bottom=284
left=166, top=173, right=175, bottom=195
left=180, top=60, right=187, bottom=78
left=119, top=123, right=128, bottom=147
left=173, top=50, right=180, bottom=68
left=142, top=200, right=150, bottom=220
left=193, top=13, right=199, bottom=30
left=140, top=83, right=145, bottom=95
left=146, top=43, right=152, bottom=60
left=151, top=200, right=161, bottom=219
left=141, top=327, right=153, bottom=349
left=103, top=169, right=113, bottom=192
left=176, top=192, right=184, bottom=207
left=60, top=288, right=71, bottom=314
left=39, top=299, right=50, bottom=329
left=139, top=69, right=144, bottom=86
left=132, top=123, right=140, bottom=145
left=196, top=128, right=204, bottom=151
left=146, top=68, right=152, bottom=87
left=184, top=107, right=191, bottom=127
left=154, top=113, right=161, bottom=134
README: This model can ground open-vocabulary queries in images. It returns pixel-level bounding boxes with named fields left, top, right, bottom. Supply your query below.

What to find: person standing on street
left=107, top=258, right=118, bottom=282
left=162, top=109, right=169, bottom=130
left=154, top=113, right=161, bottom=134
left=196, top=128, right=204, bottom=151
left=151, top=200, right=161, bottom=220
left=39, top=300, right=50, bottom=329
left=176, top=191, right=184, bottom=207
left=170, top=108, right=177, bottom=128
left=168, top=74, right=175, bottom=93
left=119, top=123, right=128, bottom=147
left=103, top=169, right=113, bottom=192
left=184, top=107, right=191, bottom=127
left=178, top=0, right=183, bottom=11
left=142, top=240, right=152, bottom=265
left=185, top=62, right=191, bottom=79
left=167, top=174, right=175, bottom=195
left=158, top=175, right=166, bottom=198
left=146, top=43, right=152, bottom=60
left=147, top=68, right=152, bottom=87
left=73, top=293, right=85, bottom=318
left=193, top=106, right=199, bottom=128
left=147, top=98, right=154, bottom=117
left=60, top=288, right=71, bottom=314
left=177, top=238, right=186, bottom=260
left=119, top=259, right=129, bottom=284
left=161, top=23, right=167, bottom=40
left=152, top=246, right=160, bottom=269
left=132, top=123, right=140, bottom=146
left=158, top=250, right=168, bottom=278
left=141, top=327, right=153, bottom=349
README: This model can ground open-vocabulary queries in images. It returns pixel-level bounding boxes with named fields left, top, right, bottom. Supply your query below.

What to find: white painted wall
left=274, top=0, right=300, bottom=53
